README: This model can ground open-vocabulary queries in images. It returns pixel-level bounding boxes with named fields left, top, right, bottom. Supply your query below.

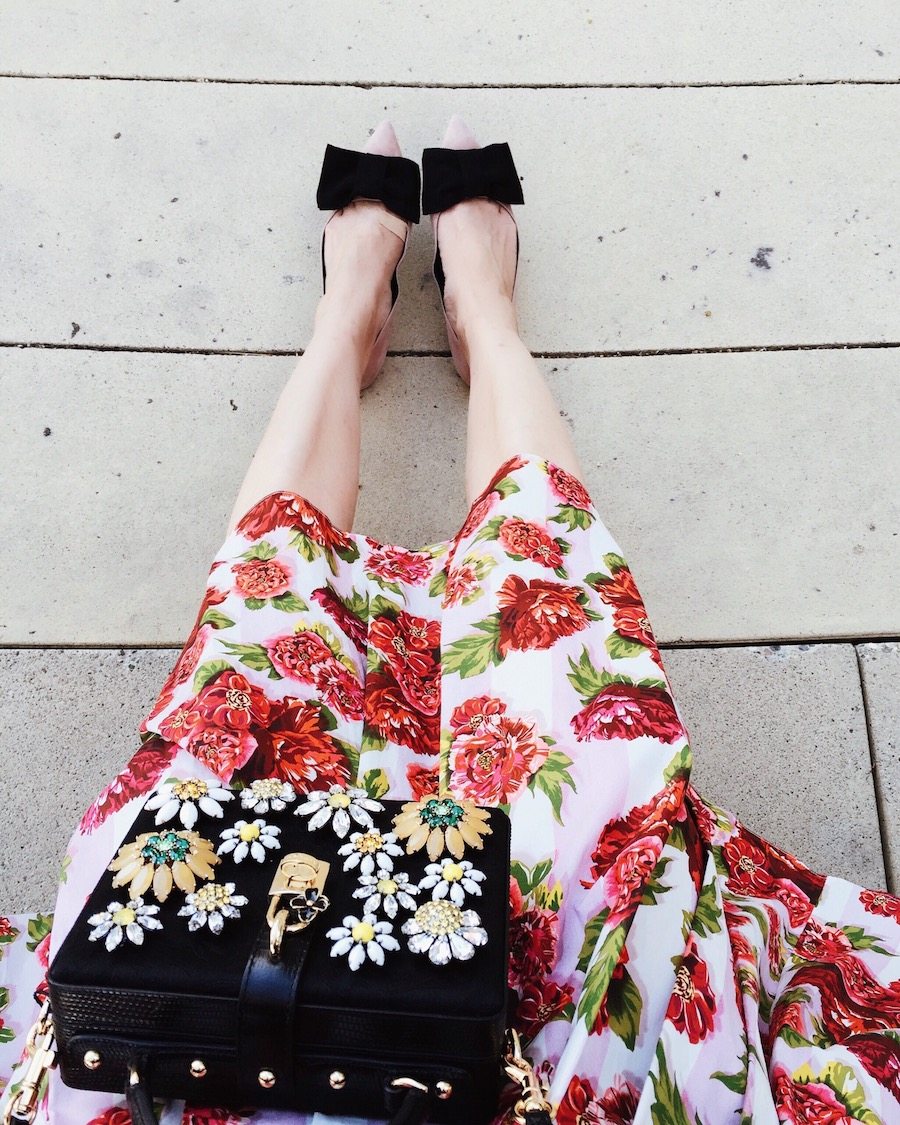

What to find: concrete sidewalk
left=1, top=2, right=897, bottom=909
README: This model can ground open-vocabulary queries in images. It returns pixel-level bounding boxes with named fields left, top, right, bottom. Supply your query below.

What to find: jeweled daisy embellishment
left=177, top=881, right=248, bottom=934
left=419, top=859, right=486, bottom=906
left=402, top=901, right=488, bottom=965
left=294, top=785, right=384, bottom=839
left=217, top=819, right=281, bottom=864
left=337, top=829, right=403, bottom=875
left=240, top=777, right=296, bottom=815
left=144, top=777, right=234, bottom=829
left=87, top=897, right=162, bottom=951
left=353, top=871, right=419, bottom=919
left=108, top=831, right=219, bottom=903
left=392, top=796, right=492, bottom=862
left=326, top=913, right=400, bottom=970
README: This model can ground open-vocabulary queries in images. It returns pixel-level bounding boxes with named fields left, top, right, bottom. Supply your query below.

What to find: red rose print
left=596, top=1078, right=640, bottom=1125
left=184, top=721, right=257, bottom=781
left=310, top=586, right=368, bottom=653
left=234, top=491, right=354, bottom=554
left=508, top=904, right=559, bottom=988
left=195, top=670, right=272, bottom=730
left=666, top=933, right=717, bottom=1043
left=773, top=878, right=816, bottom=930
left=158, top=697, right=207, bottom=746
left=450, top=695, right=507, bottom=735
left=548, top=463, right=593, bottom=510
left=773, top=1064, right=857, bottom=1125
left=860, top=888, right=900, bottom=922
left=613, top=603, right=657, bottom=650
left=796, top=920, right=855, bottom=963
left=182, top=1111, right=248, bottom=1125
left=515, top=977, right=574, bottom=1041
left=406, top=762, right=439, bottom=800
left=584, top=779, right=684, bottom=887
left=557, top=1075, right=603, bottom=1125
left=497, top=575, right=590, bottom=656
left=442, top=561, right=479, bottom=607
left=845, top=1033, right=900, bottom=1102
left=0, top=917, right=14, bottom=938
left=87, top=1110, right=132, bottom=1125
left=368, top=611, right=441, bottom=715
left=366, top=545, right=433, bottom=585
left=365, top=664, right=440, bottom=755
left=142, top=623, right=214, bottom=732
left=253, top=698, right=351, bottom=791
left=311, top=658, right=365, bottom=720
left=591, top=565, right=642, bottom=609
left=231, top=555, right=292, bottom=600
left=450, top=714, right=550, bottom=805
left=79, top=740, right=177, bottom=833
left=267, top=629, right=335, bottom=679
left=722, top=833, right=776, bottom=895
left=603, top=833, right=665, bottom=926
left=571, top=682, right=683, bottom=744
left=456, top=491, right=498, bottom=545
left=498, top=517, right=564, bottom=569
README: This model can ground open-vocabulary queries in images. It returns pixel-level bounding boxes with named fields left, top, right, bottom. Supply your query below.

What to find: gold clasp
left=266, top=852, right=330, bottom=958
left=503, top=1028, right=553, bottom=1123
left=2, top=1000, right=56, bottom=1125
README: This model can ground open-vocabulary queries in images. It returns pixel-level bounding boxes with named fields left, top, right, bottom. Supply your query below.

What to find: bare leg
left=225, top=129, right=406, bottom=536
left=434, top=119, right=585, bottom=505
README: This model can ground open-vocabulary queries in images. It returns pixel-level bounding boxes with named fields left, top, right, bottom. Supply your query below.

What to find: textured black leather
left=237, top=916, right=313, bottom=1104
left=420, top=142, right=524, bottom=216
left=125, top=1068, right=156, bottom=1125
left=317, top=143, right=422, bottom=224
left=523, top=1111, right=554, bottom=1125
left=384, top=1083, right=433, bottom=1125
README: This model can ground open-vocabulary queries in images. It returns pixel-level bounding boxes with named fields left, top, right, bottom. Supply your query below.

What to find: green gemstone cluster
left=419, top=798, right=464, bottom=829
left=141, top=830, right=191, bottom=867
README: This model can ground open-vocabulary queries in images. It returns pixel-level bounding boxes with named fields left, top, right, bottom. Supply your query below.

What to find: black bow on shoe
left=316, top=144, right=422, bottom=224
left=420, top=141, right=524, bottom=215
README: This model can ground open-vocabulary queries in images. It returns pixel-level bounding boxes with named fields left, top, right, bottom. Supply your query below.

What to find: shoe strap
left=317, top=143, right=421, bottom=223
left=421, top=141, right=524, bottom=215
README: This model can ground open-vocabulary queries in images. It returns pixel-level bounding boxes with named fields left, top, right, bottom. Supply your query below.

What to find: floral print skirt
left=2, top=451, right=900, bottom=1124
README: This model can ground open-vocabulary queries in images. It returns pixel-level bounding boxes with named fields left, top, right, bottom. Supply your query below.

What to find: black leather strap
left=524, top=1111, right=554, bottom=1125
left=383, top=1080, right=433, bottom=1125
left=237, top=919, right=316, bottom=1103
left=317, top=143, right=422, bottom=224
left=124, top=1067, right=157, bottom=1125
left=421, top=141, right=524, bottom=215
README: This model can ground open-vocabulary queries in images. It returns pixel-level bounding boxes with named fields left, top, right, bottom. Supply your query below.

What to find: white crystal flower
left=144, top=777, right=233, bottom=830
left=418, top=859, right=486, bottom=906
left=217, top=818, right=281, bottom=863
left=337, top=829, right=404, bottom=875
left=239, top=777, right=296, bottom=815
left=87, top=897, right=162, bottom=952
left=326, top=913, right=400, bottom=970
left=177, top=881, right=248, bottom=934
left=294, top=784, right=384, bottom=839
left=353, top=871, right=419, bottom=919
left=402, top=901, right=488, bottom=966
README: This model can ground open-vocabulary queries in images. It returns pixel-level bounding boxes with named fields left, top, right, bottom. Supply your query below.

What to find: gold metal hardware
left=436, top=1080, right=453, bottom=1099
left=190, top=1059, right=207, bottom=1079
left=503, top=1028, right=553, bottom=1123
left=2, top=1000, right=57, bottom=1125
left=390, top=1077, right=430, bottom=1093
left=83, top=1049, right=102, bottom=1071
left=329, top=1069, right=346, bottom=1089
left=266, top=852, right=331, bottom=958
left=258, top=1069, right=276, bottom=1089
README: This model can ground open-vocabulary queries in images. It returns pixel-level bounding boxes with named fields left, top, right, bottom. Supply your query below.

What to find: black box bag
left=36, top=778, right=555, bottom=1125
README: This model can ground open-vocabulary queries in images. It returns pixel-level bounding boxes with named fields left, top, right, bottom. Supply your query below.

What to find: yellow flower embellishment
left=392, top=796, right=492, bottom=862
left=108, top=829, right=220, bottom=903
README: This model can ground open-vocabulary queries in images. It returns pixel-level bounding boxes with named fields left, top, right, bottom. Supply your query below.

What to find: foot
left=433, top=115, right=520, bottom=359
left=314, top=120, right=408, bottom=373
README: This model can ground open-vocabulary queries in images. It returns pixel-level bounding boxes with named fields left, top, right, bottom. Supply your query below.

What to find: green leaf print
left=334, top=541, right=361, bottom=565
left=242, top=597, right=268, bottom=610
left=242, top=540, right=278, bottom=562
left=0, top=922, right=18, bottom=949
left=550, top=504, right=594, bottom=532
left=605, top=631, right=649, bottom=660
left=576, top=907, right=611, bottom=974
left=493, top=474, right=522, bottom=501
left=842, top=924, right=892, bottom=955
left=442, top=617, right=502, bottom=679
left=649, top=1041, right=697, bottom=1125
left=663, top=745, right=692, bottom=783
left=778, top=1025, right=814, bottom=1048
left=606, top=966, right=643, bottom=1050
left=577, top=921, right=627, bottom=1031
left=192, top=659, right=236, bottom=691
left=369, top=594, right=403, bottom=620
left=361, top=726, right=388, bottom=754
left=336, top=736, right=359, bottom=782
left=216, top=642, right=276, bottom=677
left=361, top=768, right=390, bottom=800
left=200, top=607, right=236, bottom=630
left=287, top=530, right=320, bottom=561
left=527, top=750, right=576, bottom=824
left=471, top=515, right=506, bottom=545
left=511, top=858, right=553, bottom=900
left=604, top=552, right=628, bottom=574
left=566, top=645, right=610, bottom=702
left=26, top=913, right=52, bottom=953
left=690, top=875, right=723, bottom=939
left=428, top=569, right=448, bottom=599
left=270, top=591, right=309, bottom=613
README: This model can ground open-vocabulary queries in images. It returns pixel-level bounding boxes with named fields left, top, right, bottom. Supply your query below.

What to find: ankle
left=456, top=293, right=519, bottom=352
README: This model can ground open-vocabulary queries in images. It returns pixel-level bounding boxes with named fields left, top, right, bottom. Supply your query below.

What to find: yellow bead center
left=355, top=832, right=383, bottom=854
left=328, top=793, right=351, bottom=809
left=112, top=907, right=136, bottom=926
left=441, top=862, right=464, bottom=883
left=351, top=921, right=375, bottom=943
left=376, top=878, right=397, bottom=895
left=173, top=779, right=207, bottom=801
left=239, top=823, right=261, bottom=842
